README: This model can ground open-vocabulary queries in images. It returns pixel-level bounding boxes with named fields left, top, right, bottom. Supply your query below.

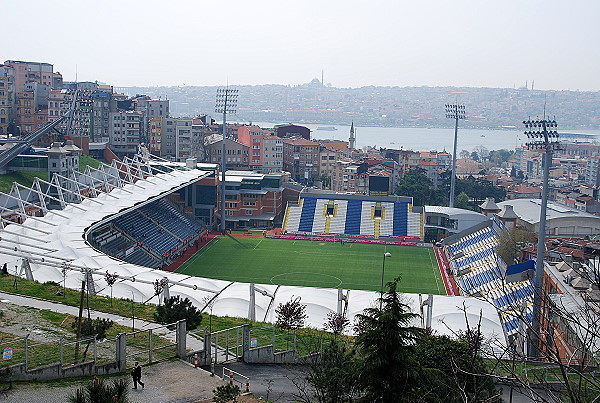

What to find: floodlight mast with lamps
left=523, top=117, right=560, bottom=359
left=445, top=104, right=466, bottom=208
left=215, top=88, right=238, bottom=233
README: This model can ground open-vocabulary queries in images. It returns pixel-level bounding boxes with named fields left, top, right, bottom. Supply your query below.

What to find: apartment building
left=261, top=134, right=283, bottom=173
left=91, top=91, right=114, bottom=143
left=0, top=65, right=11, bottom=135
left=205, top=133, right=249, bottom=170
left=108, top=110, right=143, bottom=157
left=283, top=137, right=321, bottom=182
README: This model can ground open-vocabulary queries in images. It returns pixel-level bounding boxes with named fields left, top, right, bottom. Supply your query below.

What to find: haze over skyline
left=3, top=0, right=599, bottom=91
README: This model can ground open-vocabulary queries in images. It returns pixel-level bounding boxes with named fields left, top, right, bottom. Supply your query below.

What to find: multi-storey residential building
left=220, top=171, right=285, bottom=229
left=562, top=142, right=600, bottom=158
left=261, top=135, right=283, bottom=173
left=132, top=96, right=169, bottom=144
left=331, top=159, right=367, bottom=193
left=419, top=159, right=441, bottom=189
left=108, top=110, right=143, bottom=157
left=173, top=118, right=193, bottom=160
left=586, top=156, right=600, bottom=187
left=0, top=65, right=11, bottom=135
left=237, top=125, right=265, bottom=171
left=161, top=117, right=178, bottom=157
left=91, top=91, right=114, bottom=143
left=318, top=146, right=338, bottom=185
left=149, top=117, right=162, bottom=155
left=283, top=137, right=321, bottom=182
left=205, top=133, right=249, bottom=170
left=3, top=60, right=55, bottom=92
left=15, top=91, right=36, bottom=135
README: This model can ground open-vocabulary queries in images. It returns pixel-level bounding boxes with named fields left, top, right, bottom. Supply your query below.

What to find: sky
left=3, top=0, right=600, bottom=91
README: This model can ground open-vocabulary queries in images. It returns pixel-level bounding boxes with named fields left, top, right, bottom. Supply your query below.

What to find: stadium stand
left=283, top=194, right=420, bottom=238
left=93, top=197, right=205, bottom=268
left=442, top=217, right=535, bottom=340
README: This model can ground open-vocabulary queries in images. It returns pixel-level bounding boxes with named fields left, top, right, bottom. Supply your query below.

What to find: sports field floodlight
left=445, top=103, right=466, bottom=208
left=215, top=87, right=238, bottom=233
left=523, top=117, right=560, bottom=359
left=380, top=252, right=392, bottom=308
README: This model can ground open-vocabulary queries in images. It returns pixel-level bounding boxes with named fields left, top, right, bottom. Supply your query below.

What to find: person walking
left=131, top=361, right=145, bottom=389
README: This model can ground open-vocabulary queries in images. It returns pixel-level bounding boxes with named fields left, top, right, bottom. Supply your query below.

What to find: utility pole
left=445, top=104, right=465, bottom=208
left=74, top=280, right=86, bottom=363
left=523, top=117, right=560, bottom=359
left=215, top=87, right=238, bottom=233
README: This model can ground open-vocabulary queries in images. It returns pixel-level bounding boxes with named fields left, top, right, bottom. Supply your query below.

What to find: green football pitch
left=176, top=236, right=445, bottom=295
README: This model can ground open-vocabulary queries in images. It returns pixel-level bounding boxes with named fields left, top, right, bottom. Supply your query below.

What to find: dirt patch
left=0, top=302, right=72, bottom=343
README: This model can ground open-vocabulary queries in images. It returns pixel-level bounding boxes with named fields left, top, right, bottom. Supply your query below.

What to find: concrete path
left=1, top=360, right=223, bottom=403
left=205, top=362, right=309, bottom=403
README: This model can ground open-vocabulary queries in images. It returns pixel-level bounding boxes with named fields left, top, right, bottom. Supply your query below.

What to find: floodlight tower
left=215, top=87, right=238, bottom=233
left=445, top=104, right=465, bottom=207
left=523, top=117, right=560, bottom=359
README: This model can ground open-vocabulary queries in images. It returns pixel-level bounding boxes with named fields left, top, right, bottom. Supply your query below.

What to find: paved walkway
left=1, top=360, right=223, bottom=403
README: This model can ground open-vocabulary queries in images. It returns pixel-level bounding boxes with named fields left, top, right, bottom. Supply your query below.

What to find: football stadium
left=0, top=155, right=535, bottom=350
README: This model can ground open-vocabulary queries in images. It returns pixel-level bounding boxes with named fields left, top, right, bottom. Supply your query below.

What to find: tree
left=510, top=165, right=517, bottom=178
left=275, top=296, right=308, bottom=331
left=104, top=271, right=119, bottom=307
left=354, top=277, right=424, bottom=402
left=415, top=332, right=497, bottom=402
left=301, top=340, right=360, bottom=403
left=71, top=317, right=114, bottom=361
left=474, top=145, right=489, bottom=162
left=68, top=376, right=129, bottom=403
left=396, top=168, right=436, bottom=206
left=323, top=311, right=350, bottom=338
left=495, top=227, right=535, bottom=265
left=154, top=295, right=202, bottom=330
left=455, top=192, right=469, bottom=210
left=71, top=317, right=114, bottom=340
left=213, top=384, right=241, bottom=403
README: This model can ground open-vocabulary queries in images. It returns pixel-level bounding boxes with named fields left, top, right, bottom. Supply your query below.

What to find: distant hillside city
left=3, top=59, right=600, bottom=216
left=123, top=78, right=600, bottom=130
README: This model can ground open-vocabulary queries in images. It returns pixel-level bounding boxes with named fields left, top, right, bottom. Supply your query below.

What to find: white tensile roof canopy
left=0, top=156, right=506, bottom=346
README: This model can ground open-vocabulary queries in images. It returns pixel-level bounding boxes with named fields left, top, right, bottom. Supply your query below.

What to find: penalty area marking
left=270, top=272, right=343, bottom=288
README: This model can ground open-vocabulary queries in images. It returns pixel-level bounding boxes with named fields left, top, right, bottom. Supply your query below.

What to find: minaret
left=349, top=121, right=355, bottom=150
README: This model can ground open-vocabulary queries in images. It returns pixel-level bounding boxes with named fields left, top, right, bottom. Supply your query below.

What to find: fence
left=223, top=367, right=250, bottom=392
left=0, top=319, right=187, bottom=381
left=249, top=325, right=326, bottom=358
left=202, top=325, right=245, bottom=365
left=124, top=323, right=178, bottom=368
left=0, top=334, right=109, bottom=371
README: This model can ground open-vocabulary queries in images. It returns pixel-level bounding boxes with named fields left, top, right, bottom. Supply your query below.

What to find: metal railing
left=125, top=323, right=178, bottom=368
left=223, top=366, right=250, bottom=392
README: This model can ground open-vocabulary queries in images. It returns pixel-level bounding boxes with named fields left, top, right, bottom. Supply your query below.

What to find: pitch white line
left=428, top=248, right=442, bottom=294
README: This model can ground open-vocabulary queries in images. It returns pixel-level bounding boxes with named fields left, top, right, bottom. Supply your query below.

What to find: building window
left=245, top=209, right=253, bottom=215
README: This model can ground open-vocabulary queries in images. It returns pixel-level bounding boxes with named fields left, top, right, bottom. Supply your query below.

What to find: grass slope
left=177, top=236, right=444, bottom=294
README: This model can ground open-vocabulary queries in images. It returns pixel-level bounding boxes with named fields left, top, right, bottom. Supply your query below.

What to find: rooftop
left=497, top=198, right=600, bottom=225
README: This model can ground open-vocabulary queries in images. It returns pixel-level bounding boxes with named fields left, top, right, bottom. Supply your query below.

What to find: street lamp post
left=380, top=252, right=392, bottom=309
left=215, top=88, right=238, bottom=233
left=523, top=117, right=560, bottom=359
left=445, top=104, right=466, bottom=208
